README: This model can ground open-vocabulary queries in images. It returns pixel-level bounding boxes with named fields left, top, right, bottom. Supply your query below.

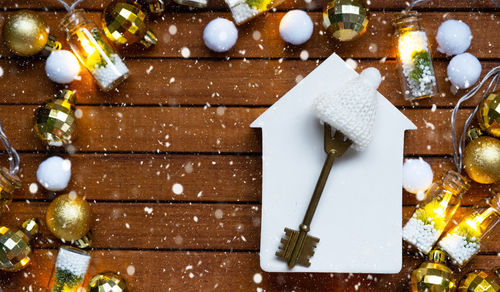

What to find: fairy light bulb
left=393, top=11, right=438, bottom=101
left=439, top=191, right=500, bottom=266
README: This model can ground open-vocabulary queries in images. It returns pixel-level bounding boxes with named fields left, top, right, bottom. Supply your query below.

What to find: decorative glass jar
left=225, top=0, right=286, bottom=25
left=48, top=246, right=91, bottom=292
left=393, top=11, right=438, bottom=101
left=403, top=170, right=470, bottom=254
left=438, top=191, right=500, bottom=266
left=61, top=10, right=130, bottom=91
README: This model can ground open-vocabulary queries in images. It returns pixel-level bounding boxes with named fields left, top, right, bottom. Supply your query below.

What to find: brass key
left=276, top=124, right=352, bottom=268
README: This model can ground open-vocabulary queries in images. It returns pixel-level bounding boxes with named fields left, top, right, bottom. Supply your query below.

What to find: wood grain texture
left=2, top=154, right=492, bottom=206
left=0, top=251, right=499, bottom=292
left=0, top=106, right=474, bottom=154
left=0, top=0, right=498, bottom=11
left=0, top=12, right=498, bottom=59
left=2, top=202, right=500, bottom=252
left=0, top=59, right=498, bottom=107
left=0, top=1, right=499, bottom=291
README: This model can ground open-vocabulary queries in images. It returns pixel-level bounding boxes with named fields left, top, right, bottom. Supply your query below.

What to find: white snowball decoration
left=436, top=20, right=472, bottom=56
left=402, top=158, right=433, bottom=196
left=36, top=156, right=72, bottom=191
left=45, top=50, right=80, bottom=84
left=447, top=53, right=482, bottom=89
left=279, top=10, right=313, bottom=45
left=203, top=18, right=238, bottom=53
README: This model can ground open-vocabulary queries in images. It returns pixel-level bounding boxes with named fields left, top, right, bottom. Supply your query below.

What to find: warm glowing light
left=76, top=30, right=97, bottom=57
left=433, top=193, right=453, bottom=219
left=19, top=257, right=30, bottom=267
left=0, top=226, right=8, bottom=234
left=465, top=207, right=496, bottom=233
left=397, top=31, right=428, bottom=64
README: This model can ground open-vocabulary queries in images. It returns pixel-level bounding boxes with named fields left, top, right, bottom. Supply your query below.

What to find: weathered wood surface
left=0, top=0, right=499, bottom=291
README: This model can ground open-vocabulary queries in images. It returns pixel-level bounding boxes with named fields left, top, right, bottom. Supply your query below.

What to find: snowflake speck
left=181, top=47, right=191, bottom=58
left=172, top=183, right=184, bottom=195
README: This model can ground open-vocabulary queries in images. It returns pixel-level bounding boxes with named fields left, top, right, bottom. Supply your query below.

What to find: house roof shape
left=251, top=53, right=417, bottom=273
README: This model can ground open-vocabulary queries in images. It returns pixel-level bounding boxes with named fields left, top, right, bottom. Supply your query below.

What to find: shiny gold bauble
left=2, top=10, right=49, bottom=56
left=478, top=90, right=500, bottom=138
left=0, top=218, right=39, bottom=272
left=458, top=269, right=500, bottom=292
left=88, top=272, right=129, bottom=292
left=411, top=250, right=456, bottom=292
left=34, top=89, right=77, bottom=147
left=322, top=0, right=369, bottom=41
left=103, top=0, right=157, bottom=48
left=46, top=193, right=92, bottom=242
left=464, top=136, right=500, bottom=184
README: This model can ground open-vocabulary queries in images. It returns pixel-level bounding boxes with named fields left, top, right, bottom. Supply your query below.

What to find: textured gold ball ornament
left=103, top=0, right=158, bottom=48
left=34, top=89, right=77, bottom=147
left=88, top=272, right=129, bottom=292
left=478, top=90, right=500, bottom=138
left=2, top=10, right=61, bottom=56
left=46, top=193, right=92, bottom=242
left=464, top=136, right=500, bottom=184
left=411, top=250, right=456, bottom=292
left=458, top=269, right=500, bottom=292
left=0, top=218, right=39, bottom=272
left=322, top=0, right=369, bottom=41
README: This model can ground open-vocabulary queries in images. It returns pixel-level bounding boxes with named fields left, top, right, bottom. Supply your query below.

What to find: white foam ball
left=279, top=10, right=313, bottom=45
left=447, top=53, right=482, bottom=89
left=436, top=20, right=472, bottom=56
left=37, top=156, right=72, bottom=191
left=402, top=158, right=433, bottom=195
left=203, top=18, right=238, bottom=53
left=359, top=67, right=382, bottom=90
left=45, top=50, right=80, bottom=84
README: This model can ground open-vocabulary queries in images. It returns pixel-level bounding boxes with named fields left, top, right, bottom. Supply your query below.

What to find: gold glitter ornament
left=2, top=10, right=61, bottom=56
left=411, top=250, right=456, bottom=292
left=88, top=272, right=129, bottom=292
left=34, top=89, right=77, bottom=147
left=464, top=136, right=500, bottom=184
left=478, top=90, right=500, bottom=138
left=458, top=268, right=500, bottom=292
left=0, top=218, right=39, bottom=272
left=46, top=193, right=92, bottom=242
left=322, top=0, right=369, bottom=42
left=103, top=0, right=158, bottom=48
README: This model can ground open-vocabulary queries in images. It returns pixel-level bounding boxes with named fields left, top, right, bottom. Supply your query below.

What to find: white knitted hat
left=313, top=67, right=381, bottom=151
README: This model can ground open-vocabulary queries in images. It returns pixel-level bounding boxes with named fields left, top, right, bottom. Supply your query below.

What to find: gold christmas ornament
left=411, top=250, right=456, bottom=292
left=322, top=0, right=369, bottom=42
left=141, top=0, right=165, bottom=15
left=2, top=10, right=61, bottom=56
left=464, top=136, right=500, bottom=184
left=103, top=0, right=158, bottom=48
left=88, top=272, right=129, bottom=292
left=46, top=193, right=92, bottom=242
left=0, top=218, right=39, bottom=272
left=458, top=268, right=500, bottom=292
left=478, top=90, right=500, bottom=138
left=34, top=89, right=77, bottom=147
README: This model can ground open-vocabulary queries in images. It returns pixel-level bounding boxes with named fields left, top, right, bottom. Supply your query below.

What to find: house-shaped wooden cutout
left=251, top=54, right=417, bottom=273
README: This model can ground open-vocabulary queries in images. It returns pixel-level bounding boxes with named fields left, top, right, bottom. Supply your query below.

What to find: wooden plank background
left=0, top=0, right=498, bottom=291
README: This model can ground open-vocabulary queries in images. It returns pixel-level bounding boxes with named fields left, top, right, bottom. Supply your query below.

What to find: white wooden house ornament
left=251, top=54, right=417, bottom=273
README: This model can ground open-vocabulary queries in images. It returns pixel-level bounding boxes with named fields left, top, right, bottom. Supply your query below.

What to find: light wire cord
left=0, top=121, right=20, bottom=175
left=55, top=0, right=84, bottom=12
left=451, top=66, right=500, bottom=172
